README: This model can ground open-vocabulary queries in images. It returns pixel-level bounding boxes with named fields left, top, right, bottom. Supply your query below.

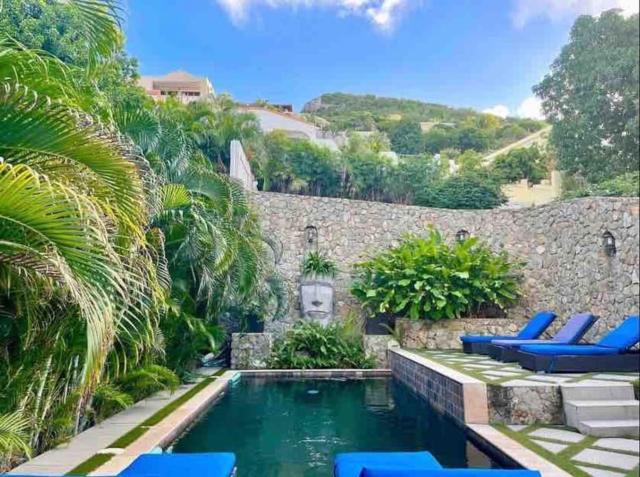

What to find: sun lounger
left=460, top=311, right=556, bottom=354
left=335, top=451, right=540, bottom=477
left=486, top=313, right=596, bottom=362
left=118, top=452, right=237, bottom=477
left=518, top=315, right=640, bottom=373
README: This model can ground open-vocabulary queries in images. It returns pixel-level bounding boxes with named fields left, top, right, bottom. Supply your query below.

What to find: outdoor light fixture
left=602, top=230, right=616, bottom=257
left=456, top=229, right=470, bottom=243
left=305, top=225, right=318, bottom=249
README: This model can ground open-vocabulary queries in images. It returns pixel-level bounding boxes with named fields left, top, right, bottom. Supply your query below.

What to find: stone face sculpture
left=299, top=225, right=335, bottom=326
left=299, top=275, right=335, bottom=326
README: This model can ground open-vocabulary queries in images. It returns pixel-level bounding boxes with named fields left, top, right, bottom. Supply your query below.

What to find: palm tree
left=0, top=0, right=165, bottom=455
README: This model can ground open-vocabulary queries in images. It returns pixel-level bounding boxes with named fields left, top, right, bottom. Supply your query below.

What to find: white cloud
left=516, top=96, right=545, bottom=120
left=512, top=0, right=639, bottom=28
left=215, top=0, right=414, bottom=31
left=483, top=104, right=510, bottom=119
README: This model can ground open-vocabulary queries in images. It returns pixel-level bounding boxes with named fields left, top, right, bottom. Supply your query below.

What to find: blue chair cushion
left=117, top=452, right=236, bottom=477
left=516, top=311, right=557, bottom=339
left=598, top=315, right=640, bottom=350
left=335, top=452, right=442, bottom=477
left=361, top=469, right=541, bottom=477
left=493, top=313, right=596, bottom=348
left=519, top=344, right=620, bottom=356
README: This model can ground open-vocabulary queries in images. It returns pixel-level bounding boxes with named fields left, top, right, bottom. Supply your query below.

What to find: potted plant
left=351, top=228, right=521, bottom=335
left=299, top=251, right=338, bottom=327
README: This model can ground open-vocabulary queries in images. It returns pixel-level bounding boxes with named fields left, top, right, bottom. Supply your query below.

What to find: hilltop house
left=138, top=70, right=215, bottom=104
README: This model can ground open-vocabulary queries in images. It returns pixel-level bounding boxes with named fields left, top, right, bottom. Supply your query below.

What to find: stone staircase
left=562, top=383, right=639, bottom=438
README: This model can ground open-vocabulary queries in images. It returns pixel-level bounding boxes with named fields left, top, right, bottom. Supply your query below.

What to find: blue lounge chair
left=334, top=451, right=540, bottom=477
left=486, top=313, right=596, bottom=362
left=118, top=452, right=236, bottom=477
left=361, top=470, right=540, bottom=477
left=460, top=311, right=557, bottom=354
left=335, top=452, right=442, bottom=477
left=518, top=315, right=640, bottom=373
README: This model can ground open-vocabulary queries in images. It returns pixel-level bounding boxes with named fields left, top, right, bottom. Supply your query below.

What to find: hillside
left=302, top=92, right=547, bottom=155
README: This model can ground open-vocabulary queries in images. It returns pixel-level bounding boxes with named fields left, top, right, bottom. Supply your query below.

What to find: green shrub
left=115, top=365, right=180, bottom=402
left=302, top=251, right=338, bottom=278
left=269, top=321, right=375, bottom=369
left=91, top=384, right=133, bottom=422
left=351, top=229, right=521, bottom=321
left=415, top=174, right=506, bottom=209
left=563, top=171, right=639, bottom=199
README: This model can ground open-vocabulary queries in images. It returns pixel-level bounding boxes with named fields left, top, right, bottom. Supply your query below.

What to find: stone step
left=560, top=383, right=635, bottom=402
left=578, top=419, right=640, bottom=438
left=565, top=400, right=639, bottom=428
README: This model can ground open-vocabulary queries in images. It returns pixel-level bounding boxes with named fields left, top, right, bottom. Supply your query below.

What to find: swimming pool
left=172, top=377, right=501, bottom=476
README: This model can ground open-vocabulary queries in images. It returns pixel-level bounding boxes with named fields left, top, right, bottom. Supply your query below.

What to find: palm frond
left=0, top=412, right=31, bottom=457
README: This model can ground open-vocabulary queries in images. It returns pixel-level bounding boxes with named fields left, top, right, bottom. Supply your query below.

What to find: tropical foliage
left=0, top=0, right=277, bottom=468
left=535, top=10, right=639, bottom=185
left=302, top=252, right=338, bottom=279
left=269, top=321, right=375, bottom=369
left=351, top=229, right=521, bottom=321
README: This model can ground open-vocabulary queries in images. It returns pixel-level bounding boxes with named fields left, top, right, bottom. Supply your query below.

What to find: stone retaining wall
left=231, top=333, right=273, bottom=369
left=254, top=193, right=639, bottom=340
left=397, top=318, right=521, bottom=350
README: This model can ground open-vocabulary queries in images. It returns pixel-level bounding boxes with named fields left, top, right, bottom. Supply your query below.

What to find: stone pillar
left=363, top=335, right=399, bottom=368
left=231, top=333, right=273, bottom=369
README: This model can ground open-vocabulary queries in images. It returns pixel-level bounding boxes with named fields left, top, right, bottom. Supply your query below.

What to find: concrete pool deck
left=8, top=368, right=225, bottom=476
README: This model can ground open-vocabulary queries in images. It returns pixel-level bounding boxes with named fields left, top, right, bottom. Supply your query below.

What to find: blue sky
left=124, top=0, right=638, bottom=118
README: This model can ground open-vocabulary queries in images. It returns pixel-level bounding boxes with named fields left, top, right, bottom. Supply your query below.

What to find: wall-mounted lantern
left=602, top=230, right=616, bottom=257
left=304, top=225, right=318, bottom=251
left=456, top=229, right=470, bottom=243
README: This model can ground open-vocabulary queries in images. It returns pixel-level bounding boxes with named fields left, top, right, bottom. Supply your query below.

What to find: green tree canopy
left=534, top=10, right=639, bottom=182
left=491, top=147, right=548, bottom=184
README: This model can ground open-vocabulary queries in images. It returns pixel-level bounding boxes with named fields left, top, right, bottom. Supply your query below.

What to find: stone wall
left=397, top=318, right=521, bottom=350
left=253, top=192, right=639, bottom=340
left=231, top=333, right=273, bottom=369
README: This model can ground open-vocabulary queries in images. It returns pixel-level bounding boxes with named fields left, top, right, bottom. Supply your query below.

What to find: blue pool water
left=172, top=377, right=501, bottom=476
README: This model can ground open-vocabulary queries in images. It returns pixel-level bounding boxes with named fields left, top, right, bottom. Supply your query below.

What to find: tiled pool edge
left=389, top=348, right=489, bottom=424
left=90, top=371, right=237, bottom=476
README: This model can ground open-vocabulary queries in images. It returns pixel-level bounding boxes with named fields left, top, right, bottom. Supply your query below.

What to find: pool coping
left=91, top=371, right=238, bottom=476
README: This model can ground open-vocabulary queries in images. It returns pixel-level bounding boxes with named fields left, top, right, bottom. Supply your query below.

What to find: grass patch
left=66, top=453, right=113, bottom=475
left=67, top=369, right=229, bottom=475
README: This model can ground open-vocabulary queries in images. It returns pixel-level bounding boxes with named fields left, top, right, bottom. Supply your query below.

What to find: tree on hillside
left=387, top=120, right=424, bottom=155
left=491, top=147, right=548, bottom=184
left=534, top=10, right=639, bottom=183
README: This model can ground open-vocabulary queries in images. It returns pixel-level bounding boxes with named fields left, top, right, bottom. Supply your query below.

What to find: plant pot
left=299, top=275, right=335, bottom=326
left=365, top=315, right=395, bottom=335
left=243, top=314, right=265, bottom=333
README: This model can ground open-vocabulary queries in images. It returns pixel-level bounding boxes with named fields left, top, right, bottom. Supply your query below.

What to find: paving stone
left=527, top=375, right=572, bottom=383
left=529, top=427, right=586, bottom=443
left=462, top=364, right=494, bottom=369
left=531, top=439, right=567, bottom=453
left=482, top=370, right=521, bottom=377
left=501, top=379, right=553, bottom=387
left=507, top=425, right=528, bottom=432
left=572, top=449, right=639, bottom=471
left=592, top=374, right=640, bottom=382
left=593, top=438, right=640, bottom=453
left=577, top=466, right=627, bottom=477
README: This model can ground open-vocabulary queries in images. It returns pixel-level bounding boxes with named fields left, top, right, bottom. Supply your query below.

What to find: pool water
left=172, top=377, right=500, bottom=476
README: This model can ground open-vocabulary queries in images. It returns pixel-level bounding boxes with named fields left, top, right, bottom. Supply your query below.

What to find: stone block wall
left=397, top=318, right=521, bottom=350
left=231, top=333, right=273, bottom=369
left=253, top=192, right=639, bottom=340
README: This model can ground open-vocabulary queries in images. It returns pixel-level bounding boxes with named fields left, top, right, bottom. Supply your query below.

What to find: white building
left=239, top=106, right=340, bottom=151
